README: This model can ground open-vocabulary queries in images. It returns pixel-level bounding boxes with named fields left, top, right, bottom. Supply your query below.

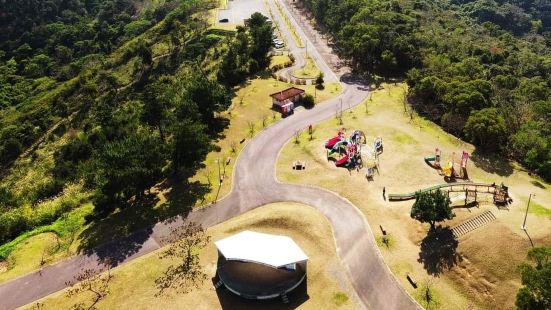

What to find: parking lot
left=218, top=0, right=268, bottom=25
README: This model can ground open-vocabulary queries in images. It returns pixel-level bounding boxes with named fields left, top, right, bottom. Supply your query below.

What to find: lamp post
left=521, top=193, right=534, bottom=230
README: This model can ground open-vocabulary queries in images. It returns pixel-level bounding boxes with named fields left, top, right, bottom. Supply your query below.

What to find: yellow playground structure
left=425, top=148, right=469, bottom=180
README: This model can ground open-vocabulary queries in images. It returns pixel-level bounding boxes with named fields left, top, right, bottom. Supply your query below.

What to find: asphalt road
left=0, top=1, right=421, bottom=309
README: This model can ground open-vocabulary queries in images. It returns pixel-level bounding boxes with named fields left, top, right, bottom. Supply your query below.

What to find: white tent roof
left=214, top=231, right=309, bottom=268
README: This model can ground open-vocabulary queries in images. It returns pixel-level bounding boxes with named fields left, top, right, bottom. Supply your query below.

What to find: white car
left=274, top=43, right=284, bottom=49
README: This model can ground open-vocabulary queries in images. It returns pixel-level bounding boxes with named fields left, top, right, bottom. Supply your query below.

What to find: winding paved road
left=0, top=1, right=421, bottom=309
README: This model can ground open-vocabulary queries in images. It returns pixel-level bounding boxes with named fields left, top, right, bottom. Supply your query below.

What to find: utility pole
left=521, top=193, right=535, bottom=230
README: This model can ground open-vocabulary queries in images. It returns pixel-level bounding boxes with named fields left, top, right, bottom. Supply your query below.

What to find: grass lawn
left=293, top=56, right=320, bottom=79
left=276, top=83, right=551, bottom=309
left=0, top=203, right=93, bottom=282
left=27, top=203, right=359, bottom=310
left=269, top=54, right=292, bottom=69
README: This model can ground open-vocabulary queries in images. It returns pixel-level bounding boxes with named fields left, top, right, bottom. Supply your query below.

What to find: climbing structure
left=324, top=129, right=381, bottom=173
left=388, top=182, right=511, bottom=205
left=425, top=148, right=469, bottom=180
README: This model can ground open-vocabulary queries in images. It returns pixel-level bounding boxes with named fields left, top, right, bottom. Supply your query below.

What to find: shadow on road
left=418, top=227, right=462, bottom=276
left=77, top=178, right=209, bottom=266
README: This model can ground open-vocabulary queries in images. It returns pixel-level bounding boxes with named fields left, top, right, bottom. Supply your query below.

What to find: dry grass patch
left=27, top=203, right=358, bottom=310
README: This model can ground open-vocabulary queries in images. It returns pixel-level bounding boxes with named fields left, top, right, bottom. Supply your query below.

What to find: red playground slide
left=325, top=136, right=342, bottom=149
left=335, top=154, right=349, bottom=167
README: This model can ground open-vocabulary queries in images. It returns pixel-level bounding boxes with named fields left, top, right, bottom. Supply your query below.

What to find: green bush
left=301, top=94, right=315, bottom=109
left=537, top=161, right=551, bottom=182
left=0, top=184, right=89, bottom=244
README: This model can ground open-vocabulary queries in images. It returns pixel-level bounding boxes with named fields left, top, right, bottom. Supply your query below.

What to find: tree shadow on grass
left=418, top=227, right=462, bottom=276
left=470, top=149, right=513, bottom=177
left=209, top=116, right=230, bottom=140
left=77, top=179, right=210, bottom=266
left=531, top=180, right=546, bottom=189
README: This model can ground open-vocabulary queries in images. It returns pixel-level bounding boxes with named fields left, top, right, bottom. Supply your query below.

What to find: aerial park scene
left=0, top=0, right=549, bottom=309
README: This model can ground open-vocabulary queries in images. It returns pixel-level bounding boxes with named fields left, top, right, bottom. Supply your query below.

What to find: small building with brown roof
left=269, top=87, right=305, bottom=114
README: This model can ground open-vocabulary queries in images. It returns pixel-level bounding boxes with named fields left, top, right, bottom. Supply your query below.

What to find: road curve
left=184, top=74, right=421, bottom=310
left=0, top=4, right=420, bottom=310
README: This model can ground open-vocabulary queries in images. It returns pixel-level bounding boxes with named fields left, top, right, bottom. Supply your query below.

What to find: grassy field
left=293, top=55, right=320, bottom=79
left=269, top=54, right=293, bottom=69
left=26, top=203, right=359, bottom=310
left=277, top=83, right=551, bottom=309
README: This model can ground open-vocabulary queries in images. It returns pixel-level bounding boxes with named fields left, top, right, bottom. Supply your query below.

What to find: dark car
left=219, top=18, right=229, bottom=23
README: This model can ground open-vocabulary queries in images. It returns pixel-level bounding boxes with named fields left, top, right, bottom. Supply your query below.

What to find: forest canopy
left=0, top=0, right=272, bottom=250
left=299, top=0, right=551, bottom=180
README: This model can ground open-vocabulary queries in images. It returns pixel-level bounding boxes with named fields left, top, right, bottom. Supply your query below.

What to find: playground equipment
left=325, top=130, right=381, bottom=172
left=425, top=148, right=469, bottom=180
left=374, top=137, right=383, bottom=154
left=424, top=148, right=442, bottom=169
left=388, top=182, right=511, bottom=205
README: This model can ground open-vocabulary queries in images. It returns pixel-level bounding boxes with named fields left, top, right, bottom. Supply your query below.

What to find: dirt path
left=0, top=3, right=420, bottom=310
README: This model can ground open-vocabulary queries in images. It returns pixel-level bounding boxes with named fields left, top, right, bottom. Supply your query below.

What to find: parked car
left=275, top=43, right=284, bottom=49
left=219, top=18, right=229, bottom=23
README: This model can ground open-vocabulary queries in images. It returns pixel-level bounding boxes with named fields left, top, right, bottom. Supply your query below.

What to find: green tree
left=141, top=79, right=173, bottom=142
left=410, top=190, right=454, bottom=231
left=301, top=93, right=315, bottom=109
left=464, top=108, right=507, bottom=152
left=315, top=72, right=325, bottom=89
left=248, top=12, right=273, bottom=71
left=94, top=133, right=165, bottom=214
left=186, top=75, right=231, bottom=126
left=171, top=120, right=212, bottom=173
left=516, top=247, right=551, bottom=310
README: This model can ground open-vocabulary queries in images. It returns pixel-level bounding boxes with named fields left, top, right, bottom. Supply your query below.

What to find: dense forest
left=299, top=0, right=551, bottom=180
left=0, top=0, right=272, bottom=249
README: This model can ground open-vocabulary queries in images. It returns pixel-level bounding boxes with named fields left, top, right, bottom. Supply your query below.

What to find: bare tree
left=294, top=130, right=302, bottom=144
left=247, top=121, right=255, bottom=137
left=308, top=125, right=315, bottom=141
left=402, top=91, right=408, bottom=113
left=422, top=277, right=440, bottom=310
left=65, top=263, right=114, bottom=310
left=205, top=170, right=212, bottom=188
left=262, top=115, right=268, bottom=128
left=335, top=108, right=343, bottom=125
left=30, top=302, right=45, bottom=310
left=155, top=222, right=210, bottom=296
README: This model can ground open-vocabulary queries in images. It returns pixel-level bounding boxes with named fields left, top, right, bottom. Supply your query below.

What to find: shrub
left=0, top=184, right=89, bottom=244
left=464, top=108, right=507, bottom=152
left=537, top=161, right=551, bottom=182
left=301, top=94, right=315, bottom=109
